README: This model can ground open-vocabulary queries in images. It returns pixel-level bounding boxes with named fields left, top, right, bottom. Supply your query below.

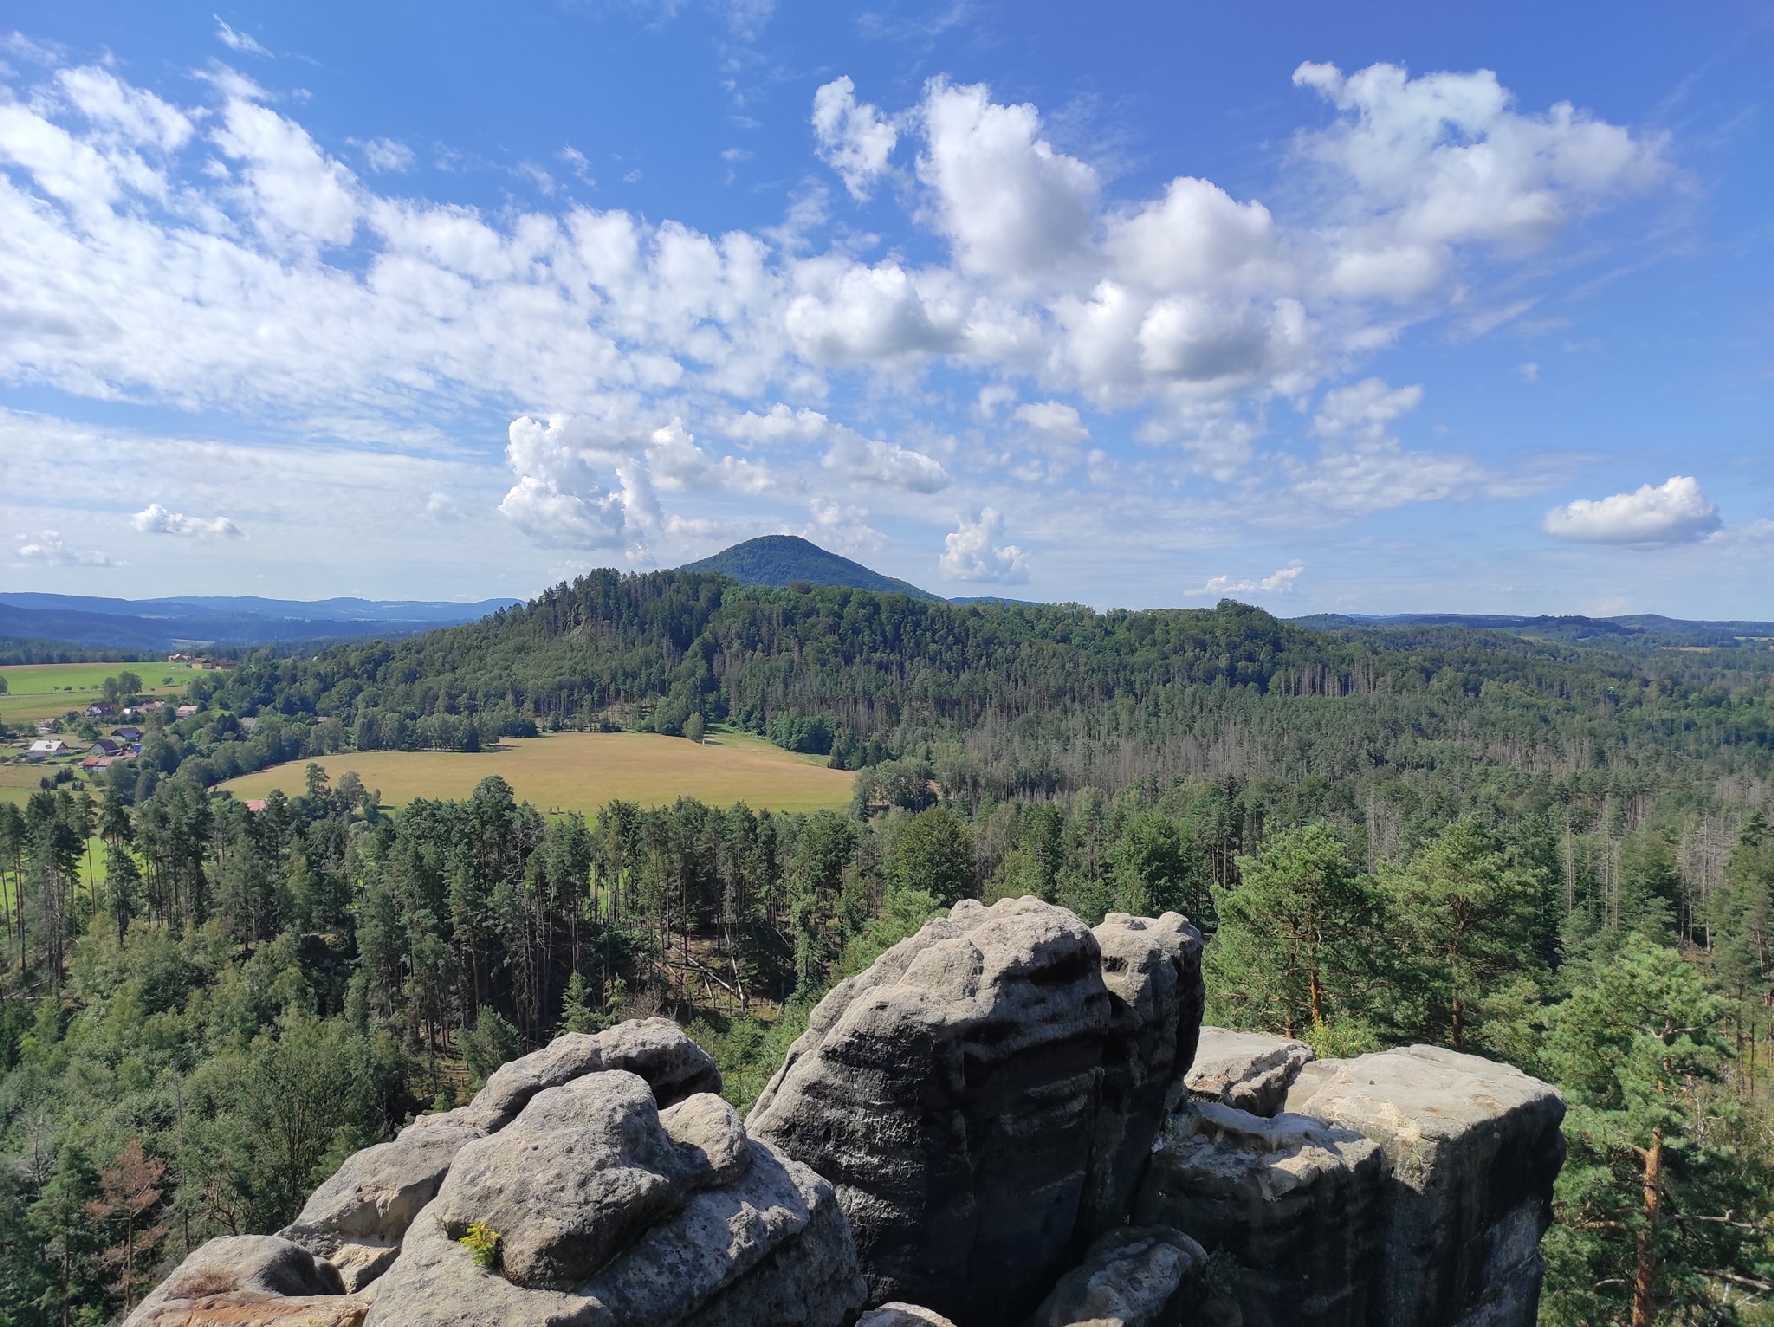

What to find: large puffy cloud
left=1543, top=476, right=1723, bottom=547
left=1106, top=177, right=1280, bottom=293
left=499, top=414, right=650, bottom=552
left=939, top=507, right=1028, bottom=583
left=917, top=78, right=1098, bottom=281
left=784, top=258, right=959, bottom=363
left=1294, top=61, right=1667, bottom=301
left=132, top=503, right=244, bottom=538
left=812, top=76, right=897, bottom=200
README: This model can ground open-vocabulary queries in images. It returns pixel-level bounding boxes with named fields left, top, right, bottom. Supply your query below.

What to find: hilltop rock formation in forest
left=747, top=900, right=1205, bottom=1323
left=127, top=899, right=1565, bottom=1327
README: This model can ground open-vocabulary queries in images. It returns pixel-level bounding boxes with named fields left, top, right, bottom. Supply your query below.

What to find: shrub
left=459, top=1221, right=501, bottom=1271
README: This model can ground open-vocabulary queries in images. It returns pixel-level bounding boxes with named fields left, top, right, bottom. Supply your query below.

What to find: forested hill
left=189, top=568, right=1774, bottom=806
left=678, top=535, right=940, bottom=600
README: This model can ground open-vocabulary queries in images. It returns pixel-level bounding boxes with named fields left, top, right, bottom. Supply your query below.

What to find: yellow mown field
left=218, top=729, right=854, bottom=815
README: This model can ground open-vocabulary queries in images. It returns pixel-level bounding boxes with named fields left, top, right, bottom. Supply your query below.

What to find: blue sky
left=1, top=1, right=1770, bottom=615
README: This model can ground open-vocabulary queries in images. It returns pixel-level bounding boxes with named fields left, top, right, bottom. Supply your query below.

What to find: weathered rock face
left=122, top=1235, right=365, bottom=1327
left=279, top=1017, right=719, bottom=1291
left=364, top=1073, right=864, bottom=1326
left=129, top=907, right=1569, bottom=1327
left=214, top=1018, right=857, bottom=1327
left=747, top=897, right=1203, bottom=1326
left=1024, top=1226, right=1205, bottom=1327
left=1185, top=1027, right=1314, bottom=1118
left=1083, top=912, right=1207, bottom=1238
left=1283, top=1045, right=1567, bottom=1327
left=1135, top=1100, right=1384, bottom=1327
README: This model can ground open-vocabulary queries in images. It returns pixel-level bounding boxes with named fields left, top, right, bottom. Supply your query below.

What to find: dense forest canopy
left=1, top=571, right=1770, bottom=1325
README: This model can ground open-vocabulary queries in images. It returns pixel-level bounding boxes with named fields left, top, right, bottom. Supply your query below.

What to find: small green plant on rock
left=459, top=1221, right=502, bottom=1271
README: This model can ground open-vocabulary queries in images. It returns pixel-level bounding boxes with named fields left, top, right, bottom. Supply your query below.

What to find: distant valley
left=0, top=591, right=521, bottom=654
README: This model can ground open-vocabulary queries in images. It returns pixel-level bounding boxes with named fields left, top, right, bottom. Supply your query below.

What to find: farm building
left=91, top=737, right=121, bottom=756
left=175, top=704, right=199, bottom=719
left=113, top=726, right=144, bottom=742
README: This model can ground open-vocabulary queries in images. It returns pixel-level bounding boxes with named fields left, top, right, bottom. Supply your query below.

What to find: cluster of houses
left=25, top=723, right=147, bottom=770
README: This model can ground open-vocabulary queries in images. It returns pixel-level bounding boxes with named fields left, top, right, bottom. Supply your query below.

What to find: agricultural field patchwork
left=0, top=660, right=196, bottom=727
left=218, top=728, right=855, bottom=815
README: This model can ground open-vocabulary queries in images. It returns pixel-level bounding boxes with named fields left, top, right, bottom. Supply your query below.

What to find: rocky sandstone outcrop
left=122, top=1235, right=366, bottom=1327
left=1135, top=1100, right=1385, bottom=1326
left=363, top=1076, right=863, bottom=1326
left=747, top=898, right=1203, bottom=1326
left=279, top=1017, right=719, bottom=1290
left=1024, top=1226, right=1205, bottom=1327
left=1184, top=1026, right=1314, bottom=1117
left=1284, top=1044, right=1567, bottom=1327
left=129, top=899, right=1567, bottom=1327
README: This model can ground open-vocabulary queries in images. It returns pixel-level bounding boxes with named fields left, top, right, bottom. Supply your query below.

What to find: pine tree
left=1204, top=823, right=1375, bottom=1039
left=1541, top=937, right=1768, bottom=1326
left=1383, top=817, right=1547, bottom=1052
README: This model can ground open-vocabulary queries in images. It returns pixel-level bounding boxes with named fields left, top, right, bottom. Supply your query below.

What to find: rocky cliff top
left=126, top=898, right=1564, bottom=1327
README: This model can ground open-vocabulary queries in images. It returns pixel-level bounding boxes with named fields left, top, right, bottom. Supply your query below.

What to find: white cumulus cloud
left=1186, top=560, right=1305, bottom=596
left=940, top=508, right=1029, bottom=583
left=812, top=76, right=898, bottom=200
left=1543, top=475, right=1722, bottom=547
left=132, top=504, right=244, bottom=538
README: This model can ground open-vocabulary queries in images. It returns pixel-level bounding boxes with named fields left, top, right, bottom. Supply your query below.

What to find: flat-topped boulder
left=1284, top=1044, right=1566, bottom=1327
left=1185, top=1026, right=1314, bottom=1117
left=748, top=897, right=1203, bottom=1326
left=1135, top=1100, right=1384, bottom=1326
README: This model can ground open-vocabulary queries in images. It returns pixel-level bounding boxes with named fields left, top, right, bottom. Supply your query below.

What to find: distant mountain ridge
left=1293, top=611, right=1774, bottom=648
left=679, top=535, right=941, bottom=601
left=0, top=592, right=519, bottom=652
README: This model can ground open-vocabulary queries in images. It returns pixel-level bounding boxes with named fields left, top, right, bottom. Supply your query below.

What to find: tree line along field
left=218, top=728, right=855, bottom=815
left=0, top=660, right=196, bottom=727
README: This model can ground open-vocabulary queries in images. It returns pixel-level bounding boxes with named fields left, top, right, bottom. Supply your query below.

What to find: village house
left=27, top=738, right=67, bottom=759
left=85, top=702, right=115, bottom=718
left=113, top=726, right=144, bottom=742
left=81, top=753, right=112, bottom=771
left=91, top=737, right=121, bottom=756
left=175, top=704, right=199, bottom=719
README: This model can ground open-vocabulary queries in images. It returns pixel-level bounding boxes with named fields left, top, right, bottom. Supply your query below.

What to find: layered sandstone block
left=748, top=897, right=1204, bottom=1326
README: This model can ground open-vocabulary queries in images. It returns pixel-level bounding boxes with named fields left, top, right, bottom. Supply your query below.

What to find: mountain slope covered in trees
left=679, top=535, right=940, bottom=600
